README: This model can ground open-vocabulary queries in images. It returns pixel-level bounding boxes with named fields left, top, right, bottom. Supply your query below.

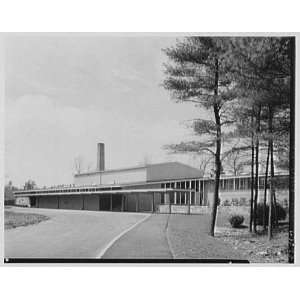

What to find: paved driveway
left=5, top=207, right=149, bottom=258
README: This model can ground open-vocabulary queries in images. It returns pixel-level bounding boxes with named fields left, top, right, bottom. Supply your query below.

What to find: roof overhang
left=14, top=188, right=193, bottom=197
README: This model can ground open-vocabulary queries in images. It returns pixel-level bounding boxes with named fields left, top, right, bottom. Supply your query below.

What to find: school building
left=14, top=143, right=289, bottom=214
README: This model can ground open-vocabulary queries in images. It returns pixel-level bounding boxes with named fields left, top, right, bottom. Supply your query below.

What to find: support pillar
left=198, top=180, right=200, bottom=205
left=152, top=192, right=155, bottom=213
left=110, top=194, right=113, bottom=211
left=121, top=195, right=124, bottom=212
left=136, top=194, right=139, bottom=212
left=189, top=180, right=192, bottom=205
left=164, top=192, right=171, bottom=214
left=179, top=182, right=182, bottom=204
left=203, top=181, right=205, bottom=206
left=184, top=182, right=187, bottom=204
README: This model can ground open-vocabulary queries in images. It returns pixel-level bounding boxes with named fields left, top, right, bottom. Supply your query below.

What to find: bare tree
left=86, top=161, right=93, bottom=172
left=74, top=155, right=84, bottom=175
left=24, top=179, right=37, bottom=190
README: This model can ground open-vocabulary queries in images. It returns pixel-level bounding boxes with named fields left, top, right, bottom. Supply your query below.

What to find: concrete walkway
left=102, top=214, right=173, bottom=259
left=103, top=214, right=246, bottom=260
left=5, top=207, right=149, bottom=258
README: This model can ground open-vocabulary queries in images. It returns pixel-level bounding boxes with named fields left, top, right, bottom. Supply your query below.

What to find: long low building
left=14, top=143, right=289, bottom=214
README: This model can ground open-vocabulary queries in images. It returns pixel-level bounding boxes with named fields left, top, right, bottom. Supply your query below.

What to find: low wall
left=158, top=205, right=208, bottom=214
left=158, top=204, right=170, bottom=213
left=171, top=205, right=189, bottom=214
left=158, top=205, right=250, bottom=215
left=15, top=197, right=30, bottom=207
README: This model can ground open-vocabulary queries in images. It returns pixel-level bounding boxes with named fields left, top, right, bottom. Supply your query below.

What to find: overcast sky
left=5, top=34, right=208, bottom=187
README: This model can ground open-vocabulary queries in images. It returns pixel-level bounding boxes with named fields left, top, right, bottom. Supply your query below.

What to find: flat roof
left=14, top=171, right=289, bottom=197
left=14, top=188, right=192, bottom=197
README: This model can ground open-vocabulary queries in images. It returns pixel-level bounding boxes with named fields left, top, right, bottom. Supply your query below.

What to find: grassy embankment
left=5, top=209, right=50, bottom=230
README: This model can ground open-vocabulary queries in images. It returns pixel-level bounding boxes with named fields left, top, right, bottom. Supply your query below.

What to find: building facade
left=14, top=143, right=289, bottom=214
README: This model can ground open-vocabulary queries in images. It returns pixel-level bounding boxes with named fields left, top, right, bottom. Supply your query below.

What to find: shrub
left=229, top=214, right=244, bottom=228
left=255, top=202, right=287, bottom=225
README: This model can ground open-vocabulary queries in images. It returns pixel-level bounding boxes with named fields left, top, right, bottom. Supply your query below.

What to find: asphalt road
left=5, top=207, right=149, bottom=259
left=5, top=207, right=246, bottom=261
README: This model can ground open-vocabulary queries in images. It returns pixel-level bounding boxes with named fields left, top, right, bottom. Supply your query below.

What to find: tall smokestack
left=97, top=143, right=105, bottom=171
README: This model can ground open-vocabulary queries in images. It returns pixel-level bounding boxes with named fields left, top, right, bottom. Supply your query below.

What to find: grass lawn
left=5, top=210, right=50, bottom=230
left=215, top=212, right=289, bottom=263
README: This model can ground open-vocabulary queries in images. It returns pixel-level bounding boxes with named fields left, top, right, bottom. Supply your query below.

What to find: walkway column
left=164, top=192, right=171, bottom=214
left=174, top=182, right=177, bottom=204
left=110, top=194, right=113, bottom=211
left=203, top=181, right=205, bottom=206
left=164, top=192, right=170, bottom=205
left=136, top=194, right=139, bottom=212
left=189, top=180, right=192, bottom=205
left=179, top=182, right=182, bottom=204
left=198, top=180, right=200, bottom=205
left=184, top=181, right=187, bottom=204
left=152, top=192, right=155, bottom=213
left=121, top=195, right=124, bottom=212
left=188, top=193, right=191, bottom=215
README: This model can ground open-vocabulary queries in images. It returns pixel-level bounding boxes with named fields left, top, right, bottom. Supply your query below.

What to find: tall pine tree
left=162, top=37, right=237, bottom=236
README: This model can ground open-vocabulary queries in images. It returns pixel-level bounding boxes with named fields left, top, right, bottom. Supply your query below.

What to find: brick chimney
left=97, top=143, right=105, bottom=171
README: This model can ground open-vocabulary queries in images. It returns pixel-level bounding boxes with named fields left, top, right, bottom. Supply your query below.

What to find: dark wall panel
left=83, top=195, right=100, bottom=211
left=59, top=195, right=83, bottom=210
left=99, top=194, right=111, bottom=211
left=138, top=193, right=152, bottom=212
left=37, top=196, right=59, bottom=209
left=126, top=194, right=137, bottom=212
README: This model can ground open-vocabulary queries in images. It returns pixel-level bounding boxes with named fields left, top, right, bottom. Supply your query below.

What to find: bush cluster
left=229, top=215, right=244, bottom=228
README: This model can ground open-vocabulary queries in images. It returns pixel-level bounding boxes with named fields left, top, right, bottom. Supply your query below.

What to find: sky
left=5, top=34, right=208, bottom=188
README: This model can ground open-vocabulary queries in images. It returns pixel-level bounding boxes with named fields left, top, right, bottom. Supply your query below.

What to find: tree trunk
left=270, top=143, right=278, bottom=228
left=268, top=105, right=274, bottom=240
left=273, top=193, right=279, bottom=227
left=263, top=143, right=270, bottom=230
left=209, top=58, right=221, bottom=237
left=249, top=112, right=255, bottom=232
left=253, top=105, right=261, bottom=233
left=289, top=37, right=295, bottom=263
